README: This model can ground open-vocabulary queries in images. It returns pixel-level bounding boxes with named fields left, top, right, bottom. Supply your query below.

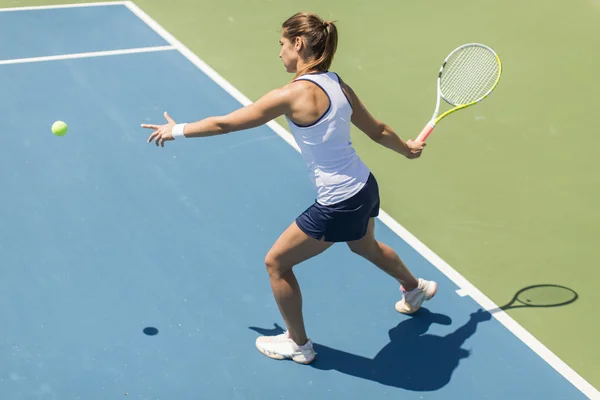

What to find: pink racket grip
left=415, top=123, right=434, bottom=142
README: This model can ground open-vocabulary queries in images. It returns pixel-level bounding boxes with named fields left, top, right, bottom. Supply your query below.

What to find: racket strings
left=442, top=48, right=498, bottom=104
left=443, top=48, right=496, bottom=103
left=440, top=45, right=500, bottom=105
left=443, top=47, right=494, bottom=99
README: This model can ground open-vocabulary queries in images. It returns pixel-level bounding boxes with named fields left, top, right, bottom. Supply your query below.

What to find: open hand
left=141, top=112, right=176, bottom=147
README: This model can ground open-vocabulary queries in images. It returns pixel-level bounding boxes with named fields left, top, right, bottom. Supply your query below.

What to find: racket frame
left=416, top=43, right=502, bottom=142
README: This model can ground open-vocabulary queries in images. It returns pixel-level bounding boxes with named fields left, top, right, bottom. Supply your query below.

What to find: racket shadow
left=487, top=284, right=579, bottom=315
left=249, top=307, right=492, bottom=392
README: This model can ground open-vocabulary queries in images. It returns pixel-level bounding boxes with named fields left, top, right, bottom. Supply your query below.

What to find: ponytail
left=281, top=13, right=339, bottom=79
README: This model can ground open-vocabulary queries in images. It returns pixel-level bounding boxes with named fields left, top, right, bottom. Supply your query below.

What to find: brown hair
left=281, top=12, right=338, bottom=79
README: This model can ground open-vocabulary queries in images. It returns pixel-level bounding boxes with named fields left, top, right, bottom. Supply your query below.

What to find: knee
left=264, top=252, right=283, bottom=279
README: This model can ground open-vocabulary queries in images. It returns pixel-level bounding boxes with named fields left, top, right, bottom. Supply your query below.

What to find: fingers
left=147, top=130, right=160, bottom=143
left=148, top=130, right=163, bottom=146
left=142, top=112, right=174, bottom=148
left=145, top=129, right=171, bottom=147
left=155, top=132, right=162, bottom=147
left=407, top=140, right=425, bottom=151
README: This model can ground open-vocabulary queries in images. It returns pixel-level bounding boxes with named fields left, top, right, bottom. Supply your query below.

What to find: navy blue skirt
left=296, top=173, right=380, bottom=242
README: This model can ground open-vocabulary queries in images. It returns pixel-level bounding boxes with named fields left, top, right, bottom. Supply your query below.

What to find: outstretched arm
left=142, top=87, right=293, bottom=147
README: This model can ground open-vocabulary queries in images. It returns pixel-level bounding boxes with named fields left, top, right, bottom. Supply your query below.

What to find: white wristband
left=172, top=123, right=187, bottom=139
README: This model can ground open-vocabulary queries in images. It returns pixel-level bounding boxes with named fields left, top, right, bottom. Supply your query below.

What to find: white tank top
left=284, top=71, right=371, bottom=206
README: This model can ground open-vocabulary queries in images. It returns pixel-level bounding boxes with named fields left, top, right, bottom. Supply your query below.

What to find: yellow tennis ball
left=52, top=121, right=68, bottom=136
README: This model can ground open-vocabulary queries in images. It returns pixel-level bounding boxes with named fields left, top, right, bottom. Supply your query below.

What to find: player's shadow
left=249, top=308, right=492, bottom=392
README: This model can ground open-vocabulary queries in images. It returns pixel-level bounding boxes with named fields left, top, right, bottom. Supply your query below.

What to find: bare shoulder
left=278, top=80, right=320, bottom=107
left=334, top=74, right=356, bottom=107
left=282, top=80, right=317, bottom=95
left=255, top=83, right=302, bottom=106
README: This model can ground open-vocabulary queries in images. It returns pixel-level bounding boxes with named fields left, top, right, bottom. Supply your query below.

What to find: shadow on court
left=249, top=308, right=492, bottom=392
left=488, top=284, right=579, bottom=314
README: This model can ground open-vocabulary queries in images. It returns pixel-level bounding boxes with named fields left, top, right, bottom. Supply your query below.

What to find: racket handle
left=416, top=123, right=434, bottom=142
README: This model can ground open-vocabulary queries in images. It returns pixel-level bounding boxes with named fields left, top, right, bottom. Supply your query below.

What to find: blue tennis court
left=0, top=3, right=595, bottom=399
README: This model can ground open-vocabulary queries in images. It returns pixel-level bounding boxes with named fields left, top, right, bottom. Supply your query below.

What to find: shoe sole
left=256, top=346, right=315, bottom=365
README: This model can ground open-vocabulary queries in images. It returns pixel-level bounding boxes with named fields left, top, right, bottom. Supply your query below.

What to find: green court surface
left=3, top=0, right=599, bottom=392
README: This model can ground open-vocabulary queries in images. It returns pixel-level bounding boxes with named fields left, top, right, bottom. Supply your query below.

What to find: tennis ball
left=52, top=121, right=68, bottom=136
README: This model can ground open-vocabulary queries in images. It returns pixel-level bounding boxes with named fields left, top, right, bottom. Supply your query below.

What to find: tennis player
left=142, top=12, right=438, bottom=364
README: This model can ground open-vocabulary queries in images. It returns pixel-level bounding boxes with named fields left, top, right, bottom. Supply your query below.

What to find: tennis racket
left=416, top=43, right=502, bottom=142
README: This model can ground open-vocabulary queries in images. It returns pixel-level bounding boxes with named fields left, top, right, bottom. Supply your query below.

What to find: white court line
left=122, top=2, right=599, bottom=398
left=0, top=46, right=176, bottom=65
left=6, top=1, right=596, bottom=398
left=0, top=1, right=125, bottom=12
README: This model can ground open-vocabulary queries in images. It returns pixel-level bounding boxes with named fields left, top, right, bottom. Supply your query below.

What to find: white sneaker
left=255, top=331, right=316, bottom=364
left=395, top=278, right=438, bottom=314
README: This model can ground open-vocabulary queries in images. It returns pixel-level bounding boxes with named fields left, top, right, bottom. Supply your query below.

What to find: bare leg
left=264, top=221, right=333, bottom=345
left=346, top=218, right=419, bottom=291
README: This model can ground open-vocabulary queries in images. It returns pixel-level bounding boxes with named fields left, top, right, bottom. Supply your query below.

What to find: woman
left=142, top=12, right=437, bottom=365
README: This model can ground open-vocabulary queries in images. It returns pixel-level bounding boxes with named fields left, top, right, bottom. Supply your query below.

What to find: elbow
left=212, top=117, right=231, bottom=135
left=217, top=123, right=230, bottom=135
left=370, top=122, right=387, bottom=143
